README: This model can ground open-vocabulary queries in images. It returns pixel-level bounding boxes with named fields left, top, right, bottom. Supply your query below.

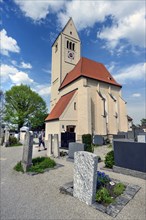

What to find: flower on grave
left=109, top=181, right=115, bottom=186
left=96, top=171, right=111, bottom=189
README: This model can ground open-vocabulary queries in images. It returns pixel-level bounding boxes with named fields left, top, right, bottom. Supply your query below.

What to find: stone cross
left=22, top=131, right=33, bottom=172
left=73, top=151, right=98, bottom=205
left=53, top=134, right=59, bottom=157
left=46, top=134, right=53, bottom=157
left=3, top=128, right=10, bottom=147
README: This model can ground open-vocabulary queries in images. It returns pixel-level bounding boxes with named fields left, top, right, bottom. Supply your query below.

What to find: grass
left=28, top=156, right=56, bottom=173
left=9, top=142, right=23, bottom=147
left=96, top=182, right=126, bottom=206
left=14, top=157, right=56, bottom=174
left=113, top=183, right=126, bottom=196
left=14, top=161, right=24, bottom=173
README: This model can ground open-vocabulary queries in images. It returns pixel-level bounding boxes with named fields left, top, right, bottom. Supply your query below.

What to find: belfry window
left=66, top=40, right=75, bottom=51
left=67, top=40, right=69, bottom=49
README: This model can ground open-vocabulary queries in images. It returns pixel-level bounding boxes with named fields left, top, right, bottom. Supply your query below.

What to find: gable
left=45, top=89, right=77, bottom=121
left=62, top=18, right=80, bottom=41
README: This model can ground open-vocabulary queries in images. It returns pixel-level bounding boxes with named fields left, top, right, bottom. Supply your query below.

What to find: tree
left=140, top=118, right=146, bottom=126
left=4, top=85, right=48, bottom=130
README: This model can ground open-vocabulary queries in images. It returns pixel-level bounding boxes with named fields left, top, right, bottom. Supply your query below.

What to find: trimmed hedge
left=82, top=134, right=94, bottom=153
left=105, top=150, right=115, bottom=168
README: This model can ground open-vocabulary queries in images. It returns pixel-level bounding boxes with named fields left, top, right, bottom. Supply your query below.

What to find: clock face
left=68, top=51, right=74, bottom=60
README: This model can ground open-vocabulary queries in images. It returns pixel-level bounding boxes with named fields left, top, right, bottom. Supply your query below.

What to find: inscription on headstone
left=73, top=151, right=98, bottom=205
left=22, top=131, right=33, bottom=171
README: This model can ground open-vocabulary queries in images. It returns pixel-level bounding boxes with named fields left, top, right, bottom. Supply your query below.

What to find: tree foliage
left=4, top=85, right=48, bottom=130
left=141, top=118, right=146, bottom=126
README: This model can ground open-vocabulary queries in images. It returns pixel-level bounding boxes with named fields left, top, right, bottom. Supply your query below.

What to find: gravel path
left=0, top=144, right=146, bottom=220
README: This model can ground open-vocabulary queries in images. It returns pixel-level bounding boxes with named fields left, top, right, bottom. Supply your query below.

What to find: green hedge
left=105, top=150, right=115, bottom=168
left=82, top=134, right=94, bottom=153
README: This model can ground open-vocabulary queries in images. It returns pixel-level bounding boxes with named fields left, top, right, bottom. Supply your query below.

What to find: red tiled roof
left=45, top=89, right=77, bottom=121
left=59, top=57, right=121, bottom=90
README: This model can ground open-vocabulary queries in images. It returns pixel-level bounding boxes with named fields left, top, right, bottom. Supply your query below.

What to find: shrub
left=82, top=134, right=94, bottom=152
left=105, top=150, right=115, bottom=168
left=113, top=183, right=126, bottom=196
left=28, top=157, right=56, bottom=173
left=14, top=161, right=24, bottom=173
left=82, top=134, right=92, bottom=145
left=9, top=136, right=18, bottom=145
left=9, top=136, right=22, bottom=146
left=97, top=171, right=111, bottom=189
left=96, top=187, right=114, bottom=204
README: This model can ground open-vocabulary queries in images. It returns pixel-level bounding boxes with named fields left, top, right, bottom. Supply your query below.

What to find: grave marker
left=22, top=131, right=33, bottom=172
left=73, top=151, right=98, bottom=205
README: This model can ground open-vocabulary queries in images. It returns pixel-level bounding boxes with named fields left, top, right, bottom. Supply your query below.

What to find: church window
left=67, top=40, right=69, bottom=49
left=72, top=43, right=75, bottom=51
left=69, top=42, right=72, bottom=50
left=70, top=31, right=72, bottom=35
left=74, top=102, right=76, bottom=110
left=55, top=43, right=58, bottom=52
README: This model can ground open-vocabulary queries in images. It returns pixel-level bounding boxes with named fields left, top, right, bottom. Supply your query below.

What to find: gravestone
left=53, top=134, right=59, bottom=157
left=3, top=128, right=10, bottom=147
left=93, top=135, right=104, bottom=145
left=46, top=134, right=53, bottom=157
left=68, top=142, right=84, bottom=159
left=73, top=151, right=98, bottom=205
left=137, top=134, right=146, bottom=143
left=22, top=131, right=33, bottom=172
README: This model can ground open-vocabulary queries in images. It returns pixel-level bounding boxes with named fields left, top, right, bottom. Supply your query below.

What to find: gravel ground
left=0, top=144, right=146, bottom=220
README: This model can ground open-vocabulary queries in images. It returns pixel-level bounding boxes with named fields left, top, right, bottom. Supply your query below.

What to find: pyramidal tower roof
left=52, top=17, right=80, bottom=46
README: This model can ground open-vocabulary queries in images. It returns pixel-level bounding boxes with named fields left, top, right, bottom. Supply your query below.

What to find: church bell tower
left=50, top=18, right=81, bottom=110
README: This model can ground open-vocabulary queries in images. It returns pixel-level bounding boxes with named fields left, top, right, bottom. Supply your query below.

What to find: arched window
left=67, top=40, right=69, bottom=49
left=69, top=42, right=72, bottom=50
left=72, top=43, right=75, bottom=51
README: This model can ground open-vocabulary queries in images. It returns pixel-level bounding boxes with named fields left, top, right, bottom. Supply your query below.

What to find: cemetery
left=1, top=129, right=145, bottom=219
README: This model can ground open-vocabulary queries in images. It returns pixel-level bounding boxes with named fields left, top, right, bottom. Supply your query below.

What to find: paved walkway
left=0, top=144, right=146, bottom=220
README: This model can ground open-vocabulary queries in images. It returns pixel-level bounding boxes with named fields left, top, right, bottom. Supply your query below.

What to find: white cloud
left=132, top=93, right=141, bottom=97
left=1, top=64, right=33, bottom=84
left=34, top=84, right=51, bottom=96
left=14, top=0, right=65, bottom=21
left=97, top=9, right=145, bottom=50
left=0, top=29, right=20, bottom=56
left=114, top=62, right=146, bottom=84
left=9, top=71, right=33, bottom=84
left=58, top=0, right=145, bottom=51
left=20, top=61, right=32, bottom=69
left=1, top=64, right=18, bottom=82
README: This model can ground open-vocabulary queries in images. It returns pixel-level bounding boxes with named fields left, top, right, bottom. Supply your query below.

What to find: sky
left=0, top=0, right=146, bottom=125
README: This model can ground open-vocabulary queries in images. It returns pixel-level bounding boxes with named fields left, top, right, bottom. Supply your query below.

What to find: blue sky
left=1, top=0, right=145, bottom=124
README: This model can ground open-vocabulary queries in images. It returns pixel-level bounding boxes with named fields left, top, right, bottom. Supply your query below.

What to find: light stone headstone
left=53, top=134, right=59, bottom=157
left=22, top=131, right=33, bottom=172
left=68, top=142, right=84, bottom=159
left=46, top=134, right=53, bottom=157
left=3, top=128, right=10, bottom=147
left=73, top=151, right=98, bottom=205
left=137, top=134, right=146, bottom=143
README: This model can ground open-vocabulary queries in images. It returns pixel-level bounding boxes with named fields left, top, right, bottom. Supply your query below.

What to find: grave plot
left=60, top=151, right=141, bottom=218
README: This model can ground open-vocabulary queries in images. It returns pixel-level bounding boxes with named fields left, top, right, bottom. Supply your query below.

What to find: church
left=45, top=18, right=128, bottom=145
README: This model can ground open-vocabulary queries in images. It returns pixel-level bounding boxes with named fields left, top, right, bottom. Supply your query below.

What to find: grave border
left=59, top=180, right=141, bottom=218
